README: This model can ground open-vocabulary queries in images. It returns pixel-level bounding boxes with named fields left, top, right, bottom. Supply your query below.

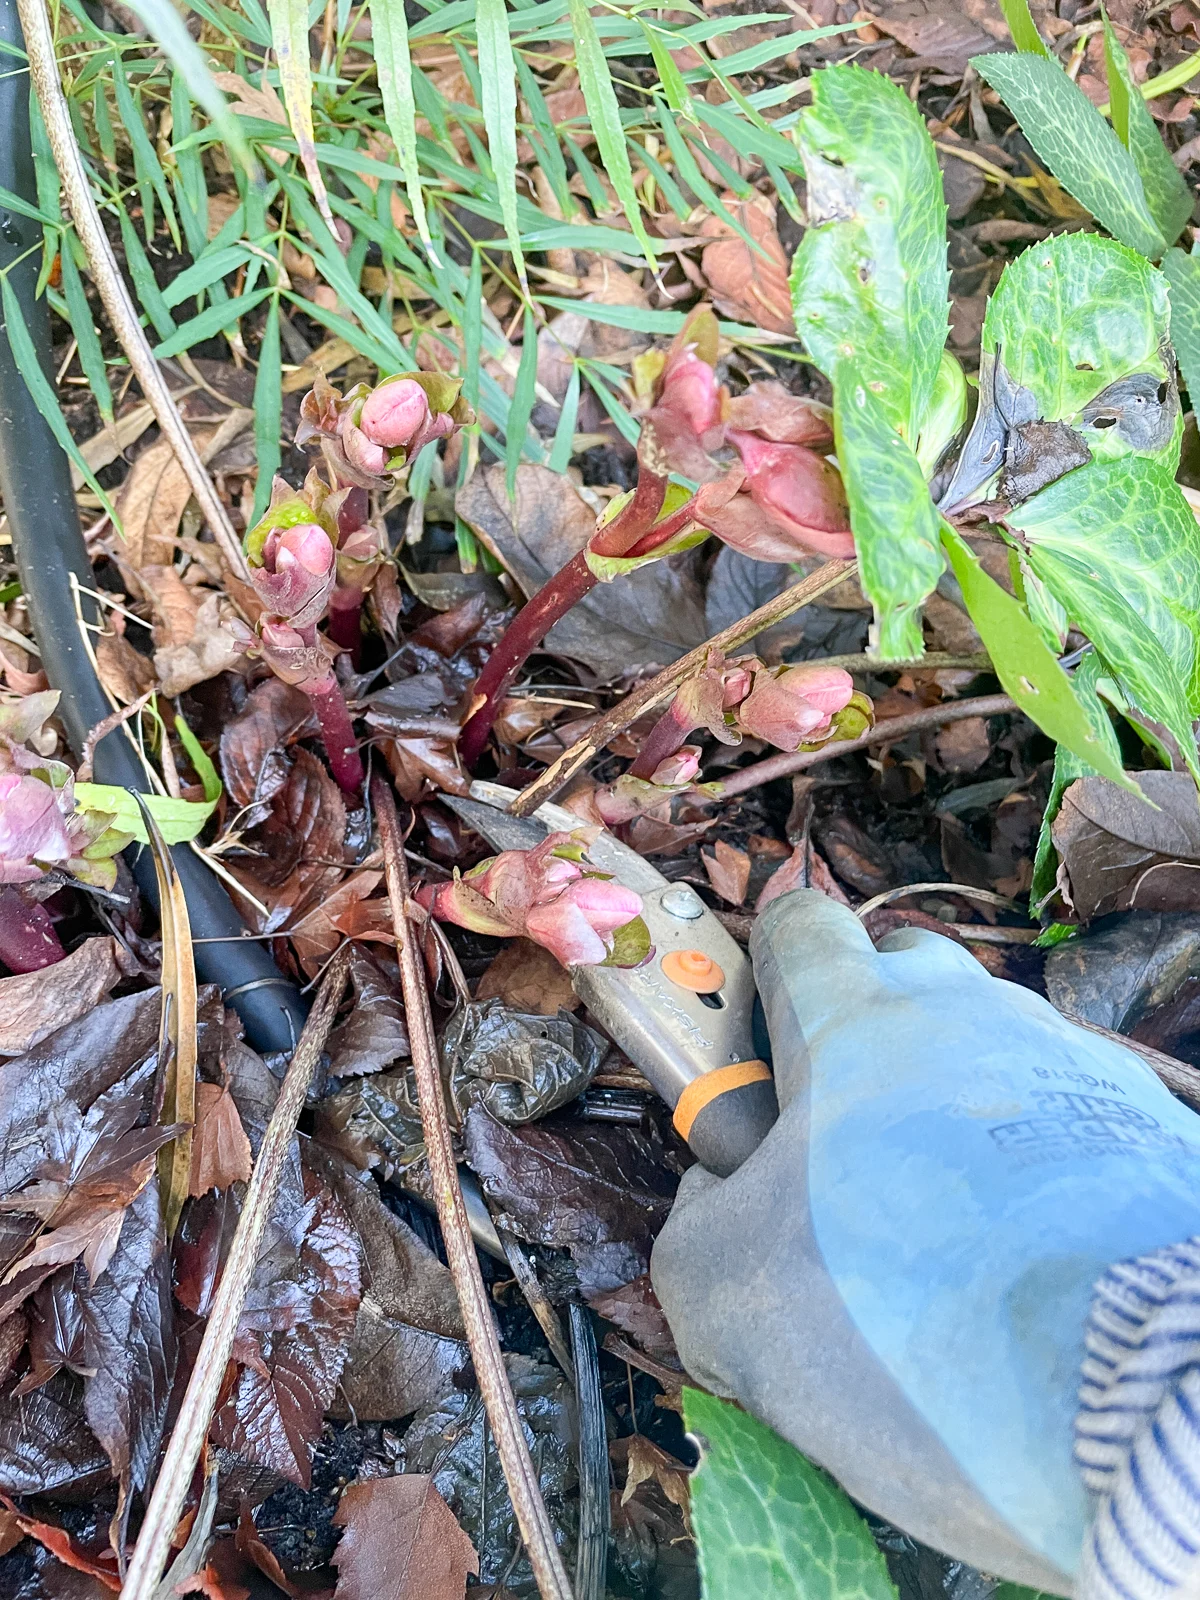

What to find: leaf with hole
left=791, top=63, right=949, bottom=442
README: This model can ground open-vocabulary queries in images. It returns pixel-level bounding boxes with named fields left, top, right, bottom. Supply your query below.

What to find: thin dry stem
left=709, top=692, right=1017, bottom=797
left=373, top=777, right=574, bottom=1600
left=17, top=0, right=251, bottom=583
left=119, top=948, right=352, bottom=1600
left=511, top=557, right=858, bottom=815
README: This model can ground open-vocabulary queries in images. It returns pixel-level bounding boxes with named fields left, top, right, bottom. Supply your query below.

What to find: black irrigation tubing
left=0, top=0, right=307, bottom=1054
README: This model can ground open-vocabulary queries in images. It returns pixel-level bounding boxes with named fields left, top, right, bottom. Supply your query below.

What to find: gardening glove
left=651, top=890, right=1200, bottom=1599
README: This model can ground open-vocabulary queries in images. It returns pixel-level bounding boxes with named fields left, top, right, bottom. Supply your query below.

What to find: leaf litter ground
left=7, top=0, right=1200, bottom=1594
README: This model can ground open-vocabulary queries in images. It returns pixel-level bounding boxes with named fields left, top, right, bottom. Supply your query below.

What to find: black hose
left=0, top=0, right=307, bottom=1053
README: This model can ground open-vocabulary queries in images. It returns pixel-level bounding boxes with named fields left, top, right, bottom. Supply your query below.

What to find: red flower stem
left=459, top=489, right=705, bottom=770
left=629, top=700, right=694, bottom=781
left=327, top=591, right=364, bottom=667
left=0, top=888, right=65, bottom=971
left=309, top=682, right=365, bottom=798
left=459, top=547, right=597, bottom=768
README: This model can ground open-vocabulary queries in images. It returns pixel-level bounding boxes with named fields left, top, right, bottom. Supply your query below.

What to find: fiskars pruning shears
left=443, top=781, right=778, bottom=1177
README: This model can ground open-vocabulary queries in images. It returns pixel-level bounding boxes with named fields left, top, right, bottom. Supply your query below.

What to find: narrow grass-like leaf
left=113, top=60, right=179, bottom=248
left=583, top=365, right=640, bottom=445
left=942, top=524, right=1139, bottom=790
left=1103, top=13, right=1191, bottom=247
left=371, top=0, right=438, bottom=255
left=59, top=244, right=113, bottom=423
left=172, top=712, right=222, bottom=802
left=162, top=245, right=254, bottom=309
left=126, top=0, right=255, bottom=172
left=266, top=0, right=337, bottom=232
left=639, top=19, right=695, bottom=119
left=252, top=297, right=282, bottom=524
left=997, top=0, right=1048, bottom=55
left=477, top=0, right=525, bottom=285
left=0, top=275, right=118, bottom=524
left=653, top=104, right=761, bottom=256
left=506, top=306, right=538, bottom=497
left=567, top=0, right=657, bottom=265
left=973, top=52, right=1166, bottom=259
left=281, top=290, right=398, bottom=372
left=1163, top=246, right=1200, bottom=402
left=0, top=183, right=60, bottom=227
left=152, top=285, right=273, bottom=358
left=463, top=247, right=483, bottom=410
left=515, top=53, right=575, bottom=215
left=710, top=20, right=852, bottom=74
left=548, top=362, right=580, bottom=473
left=685, top=1388, right=900, bottom=1600
left=117, top=206, right=176, bottom=341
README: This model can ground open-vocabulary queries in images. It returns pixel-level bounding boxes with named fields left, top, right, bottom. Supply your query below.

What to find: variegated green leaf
left=1104, top=12, right=1192, bottom=247
left=833, top=367, right=944, bottom=659
left=1163, top=246, right=1200, bottom=403
left=1004, top=455, right=1200, bottom=781
left=791, top=64, right=949, bottom=442
left=972, top=52, right=1166, bottom=260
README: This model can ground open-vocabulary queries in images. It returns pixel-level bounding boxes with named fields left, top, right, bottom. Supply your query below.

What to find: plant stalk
left=326, top=590, right=364, bottom=665
left=309, top=681, right=365, bottom=797
left=373, top=778, right=575, bottom=1600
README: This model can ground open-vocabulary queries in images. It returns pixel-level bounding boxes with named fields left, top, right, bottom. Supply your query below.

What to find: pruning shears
left=443, top=782, right=779, bottom=1177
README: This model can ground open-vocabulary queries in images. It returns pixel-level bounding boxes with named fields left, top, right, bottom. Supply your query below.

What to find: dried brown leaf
left=332, top=1476, right=478, bottom=1600
left=219, top=678, right=317, bottom=814
left=115, top=437, right=193, bottom=568
left=702, top=839, right=751, bottom=905
left=474, top=940, right=579, bottom=1015
left=189, top=1082, right=253, bottom=1195
left=1051, top=771, right=1200, bottom=920
left=0, top=938, right=123, bottom=1057
left=699, top=194, right=793, bottom=334
left=94, top=632, right=156, bottom=704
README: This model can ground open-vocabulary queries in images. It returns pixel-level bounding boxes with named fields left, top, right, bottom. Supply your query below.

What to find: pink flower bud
left=0, top=772, right=72, bottom=883
left=359, top=378, right=431, bottom=449
left=340, top=414, right=389, bottom=478
left=724, top=432, right=855, bottom=560
left=250, top=523, right=336, bottom=629
left=660, top=351, right=722, bottom=438
left=525, top=877, right=644, bottom=967
left=736, top=665, right=855, bottom=752
left=650, top=747, right=701, bottom=786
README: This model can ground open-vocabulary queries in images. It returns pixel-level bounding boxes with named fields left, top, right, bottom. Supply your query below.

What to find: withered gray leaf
left=999, top=420, right=1091, bottom=504
left=443, top=1002, right=605, bottom=1125
left=1051, top=771, right=1200, bottom=921
left=1080, top=369, right=1179, bottom=455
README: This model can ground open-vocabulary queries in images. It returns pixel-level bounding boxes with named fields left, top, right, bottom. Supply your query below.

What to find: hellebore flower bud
left=249, top=522, right=336, bottom=630
left=416, top=831, right=645, bottom=967
left=340, top=411, right=390, bottom=478
left=660, top=351, right=722, bottom=439
left=359, top=377, right=431, bottom=449
left=737, top=665, right=856, bottom=752
left=726, top=431, right=855, bottom=560
left=592, top=746, right=704, bottom=826
left=0, top=772, right=72, bottom=883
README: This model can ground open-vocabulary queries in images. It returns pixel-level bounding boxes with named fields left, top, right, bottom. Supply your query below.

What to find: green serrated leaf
left=972, top=52, right=1166, bottom=259
left=982, top=230, right=1173, bottom=457
left=791, top=64, right=949, bottom=442
left=833, top=369, right=944, bottom=659
left=477, top=0, right=525, bottom=284
left=1003, top=455, right=1200, bottom=781
left=998, top=0, right=1049, bottom=55
left=685, top=1387, right=900, bottom=1600
left=567, top=0, right=658, bottom=266
left=1163, top=245, right=1200, bottom=403
left=74, top=785, right=216, bottom=844
left=915, top=348, right=967, bottom=477
left=1030, top=651, right=1126, bottom=912
left=941, top=523, right=1141, bottom=791
left=1103, top=14, right=1192, bottom=248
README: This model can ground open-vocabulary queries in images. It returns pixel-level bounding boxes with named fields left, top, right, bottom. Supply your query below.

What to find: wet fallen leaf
left=333, top=1475, right=478, bottom=1600
left=0, top=938, right=124, bottom=1058
left=286, top=871, right=389, bottom=970
left=588, top=1272, right=681, bottom=1368
left=702, top=840, right=751, bottom=906
left=699, top=194, right=793, bottom=335
left=457, top=465, right=706, bottom=680
left=327, top=947, right=409, bottom=1078
left=872, top=0, right=997, bottom=72
left=315, top=1067, right=427, bottom=1190
left=0, top=1370, right=110, bottom=1496
left=1052, top=771, right=1200, bottom=921
left=935, top=716, right=992, bottom=774
left=755, top=845, right=807, bottom=912
left=475, top=939, right=579, bottom=1015
left=614, top=1435, right=691, bottom=1516
left=444, top=1001, right=604, bottom=1124
left=464, top=1108, right=678, bottom=1293
left=18, top=1271, right=86, bottom=1395
left=219, top=678, right=317, bottom=816
left=189, top=1081, right=253, bottom=1195
left=115, top=436, right=193, bottom=569
left=94, top=631, right=156, bottom=704
left=0, top=1496, right=120, bottom=1590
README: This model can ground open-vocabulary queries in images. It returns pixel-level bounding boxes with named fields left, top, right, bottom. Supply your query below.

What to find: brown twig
left=511, top=558, right=858, bottom=815
left=119, top=948, right=352, bottom=1600
left=709, top=692, right=1018, bottom=799
left=372, top=777, right=574, bottom=1600
left=17, top=0, right=250, bottom=583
